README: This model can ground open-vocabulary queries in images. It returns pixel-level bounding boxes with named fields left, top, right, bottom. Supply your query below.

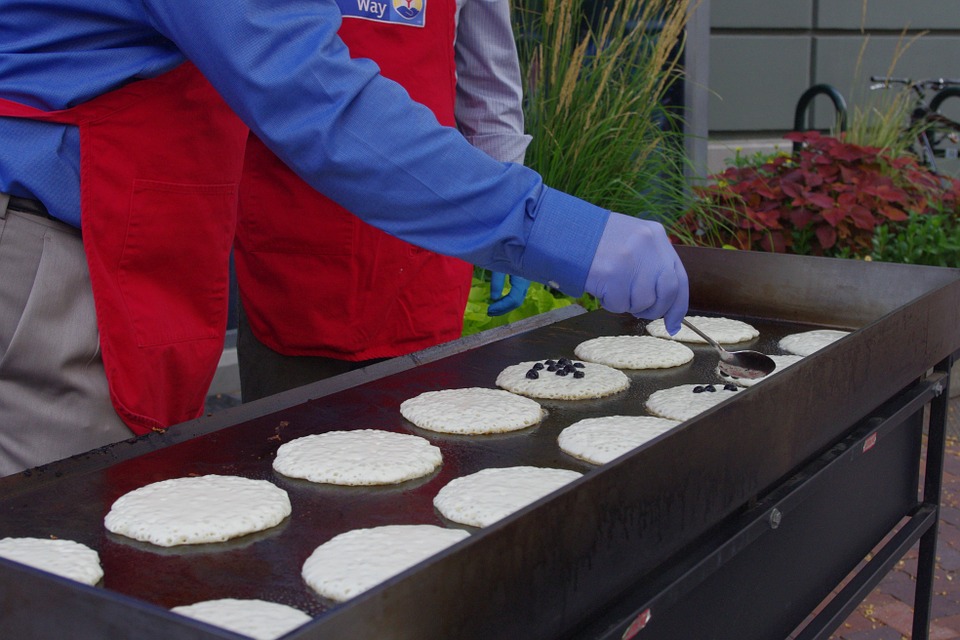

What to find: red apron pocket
left=118, top=179, right=236, bottom=347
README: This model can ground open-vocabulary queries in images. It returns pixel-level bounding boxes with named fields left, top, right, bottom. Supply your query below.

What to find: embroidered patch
left=336, top=0, right=426, bottom=27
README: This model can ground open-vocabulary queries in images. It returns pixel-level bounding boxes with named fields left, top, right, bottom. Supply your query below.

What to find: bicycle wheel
left=927, top=87, right=960, bottom=157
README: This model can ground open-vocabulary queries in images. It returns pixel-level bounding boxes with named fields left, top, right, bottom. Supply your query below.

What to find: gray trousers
left=0, top=197, right=131, bottom=477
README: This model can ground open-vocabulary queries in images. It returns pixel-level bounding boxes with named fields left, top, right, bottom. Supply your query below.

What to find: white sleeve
left=453, top=0, right=532, bottom=164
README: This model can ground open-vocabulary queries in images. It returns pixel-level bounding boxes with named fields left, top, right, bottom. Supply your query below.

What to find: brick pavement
left=829, top=398, right=960, bottom=640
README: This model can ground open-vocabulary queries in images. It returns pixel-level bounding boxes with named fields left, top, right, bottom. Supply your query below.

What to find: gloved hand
left=584, top=212, right=689, bottom=334
left=487, top=272, right=531, bottom=316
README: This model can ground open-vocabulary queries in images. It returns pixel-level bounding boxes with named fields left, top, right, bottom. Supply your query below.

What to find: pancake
left=433, top=466, right=582, bottom=528
left=104, top=475, right=291, bottom=547
left=645, top=383, right=742, bottom=422
left=779, top=329, right=850, bottom=356
left=647, top=316, right=759, bottom=344
left=496, top=359, right=629, bottom=400
left=171, top=599, right=311, bottom=640
left=399, top=387, right=543, bottom=435
left=558, top=415, right=681, bottom=465
left=0, top=537, right=103, bottom=585
left=273, top=429, right=441, bottom=485
left=574, top=335, right=694, bottom=370
left=302, top=524, right=469, bottom=602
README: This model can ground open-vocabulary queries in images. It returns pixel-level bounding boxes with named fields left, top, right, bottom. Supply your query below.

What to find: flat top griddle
left=2, top=247, right=959, bottom=640
left=0, top=310, right=837, bottom=616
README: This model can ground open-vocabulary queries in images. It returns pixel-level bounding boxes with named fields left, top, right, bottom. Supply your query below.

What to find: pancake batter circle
left=171, top=599, right=312, bottom=640
left=273, top=429, right=442, bottom=485
left=558, top=415, right=681, bottom=465
left=302, top=524, right=470, bottom=602
left=496, top=359, right=629, bottom=400
left=779, top=329, right=850, bottom=356
left=647, top=316, right=759, bottom=344
left=104, top=474, right=292, bottom=547
left=645, top=383, right=742, bottom=422
left=433, top=466, right=583, bottom=528
left=574, top=335, right=694, bottom=370
left=0, top=537, right=103, bottom=585
left=399, top=387, right=543, bottom=434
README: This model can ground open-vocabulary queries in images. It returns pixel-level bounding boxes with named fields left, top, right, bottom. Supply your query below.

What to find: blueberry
left=723, top=384, right=738, bottom=391
left=525, top=370, right=539, bottom=379
left=556, top=368, right=569, bottom=376
left=573, top=370, right=585, bottom=379
left=532, top=362, right=545, bottom=371
left=693, top=385, right=704, bottom=393
left=545, top=359, right=556, bottom=366
left=705, top=384, right=716, bottom=392
left=573, top=362, right=585, bottom=368
left=547, top=365, right=557, bottom=372
left=558, top=358, right=571, bottom=366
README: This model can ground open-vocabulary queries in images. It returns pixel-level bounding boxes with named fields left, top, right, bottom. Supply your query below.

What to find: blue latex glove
left=487, top=272, right=531, bottom=316
left=584, top=212, right=689, bottom=334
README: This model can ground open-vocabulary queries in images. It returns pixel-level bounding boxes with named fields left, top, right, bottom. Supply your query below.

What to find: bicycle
left=870, top=76, right=960, bottom=176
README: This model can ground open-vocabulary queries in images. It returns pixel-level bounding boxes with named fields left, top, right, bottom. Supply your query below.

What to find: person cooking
left=0, top=0, right=688, bottom=476
left=234, top=0, right=533, bottom=401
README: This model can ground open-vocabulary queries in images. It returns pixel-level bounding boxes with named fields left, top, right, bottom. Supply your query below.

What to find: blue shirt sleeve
left=0, top=0, right=608, bottom=296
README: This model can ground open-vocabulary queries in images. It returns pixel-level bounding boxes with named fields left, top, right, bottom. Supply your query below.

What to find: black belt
left=7, top=195, right=52, bottom=218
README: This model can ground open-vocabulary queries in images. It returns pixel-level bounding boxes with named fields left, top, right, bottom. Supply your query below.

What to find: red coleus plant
left=677, top=131, right=960, bottom=255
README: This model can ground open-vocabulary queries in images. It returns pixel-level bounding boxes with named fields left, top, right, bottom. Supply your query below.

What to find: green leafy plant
left=462, top=269, right=600, bottom=337
left=724, top=146, right=790, bottom=170
left=463, top=0, right=692, bottom=336
left=674, top=130, right=960, bottom=258
left=871, top=209, right=960, bottom=266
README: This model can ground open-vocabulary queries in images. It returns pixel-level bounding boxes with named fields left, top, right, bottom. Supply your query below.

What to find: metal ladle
left=681, top=318, right=777, bottom=380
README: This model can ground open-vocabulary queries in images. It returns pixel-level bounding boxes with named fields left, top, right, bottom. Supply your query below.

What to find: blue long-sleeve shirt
left=0, top=0, right=607, bottom=295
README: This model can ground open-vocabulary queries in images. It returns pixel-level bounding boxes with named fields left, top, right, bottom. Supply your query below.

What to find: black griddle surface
left=0, top=310, right=842, bottom=618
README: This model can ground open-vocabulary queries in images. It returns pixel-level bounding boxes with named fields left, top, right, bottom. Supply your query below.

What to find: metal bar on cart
left=913, top=353, right=955, bottom=640
left=793, top=505, right=938, bottom=640
left=577, top=373, right=945, bottom=640
left=798, top=364, right=952, bottom=640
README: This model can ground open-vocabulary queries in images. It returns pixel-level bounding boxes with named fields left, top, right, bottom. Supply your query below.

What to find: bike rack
left=793, top=84, right=848, bottom=154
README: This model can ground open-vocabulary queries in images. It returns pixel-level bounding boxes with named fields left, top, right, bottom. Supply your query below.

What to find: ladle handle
left=680, top=319, right=723, bottom=351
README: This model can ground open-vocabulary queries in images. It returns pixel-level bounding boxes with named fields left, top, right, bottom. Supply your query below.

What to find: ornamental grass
left=464, top=0, right=693, bottom=336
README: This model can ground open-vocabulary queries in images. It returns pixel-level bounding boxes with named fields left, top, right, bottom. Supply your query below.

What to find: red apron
left=0, top=63, right=248, bottom=434
left=235, top=0, right=472, bottom=361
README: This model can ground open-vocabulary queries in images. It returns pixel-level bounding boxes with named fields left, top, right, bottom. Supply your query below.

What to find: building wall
left=707, top=1, right=960, bottom=149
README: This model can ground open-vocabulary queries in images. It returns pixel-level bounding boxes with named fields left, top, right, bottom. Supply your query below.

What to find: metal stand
left=575, top=363, right=951, bottom=640
left=793, top=84, right=849, bottom=154
left=913, top=355, right=952, bottom=639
